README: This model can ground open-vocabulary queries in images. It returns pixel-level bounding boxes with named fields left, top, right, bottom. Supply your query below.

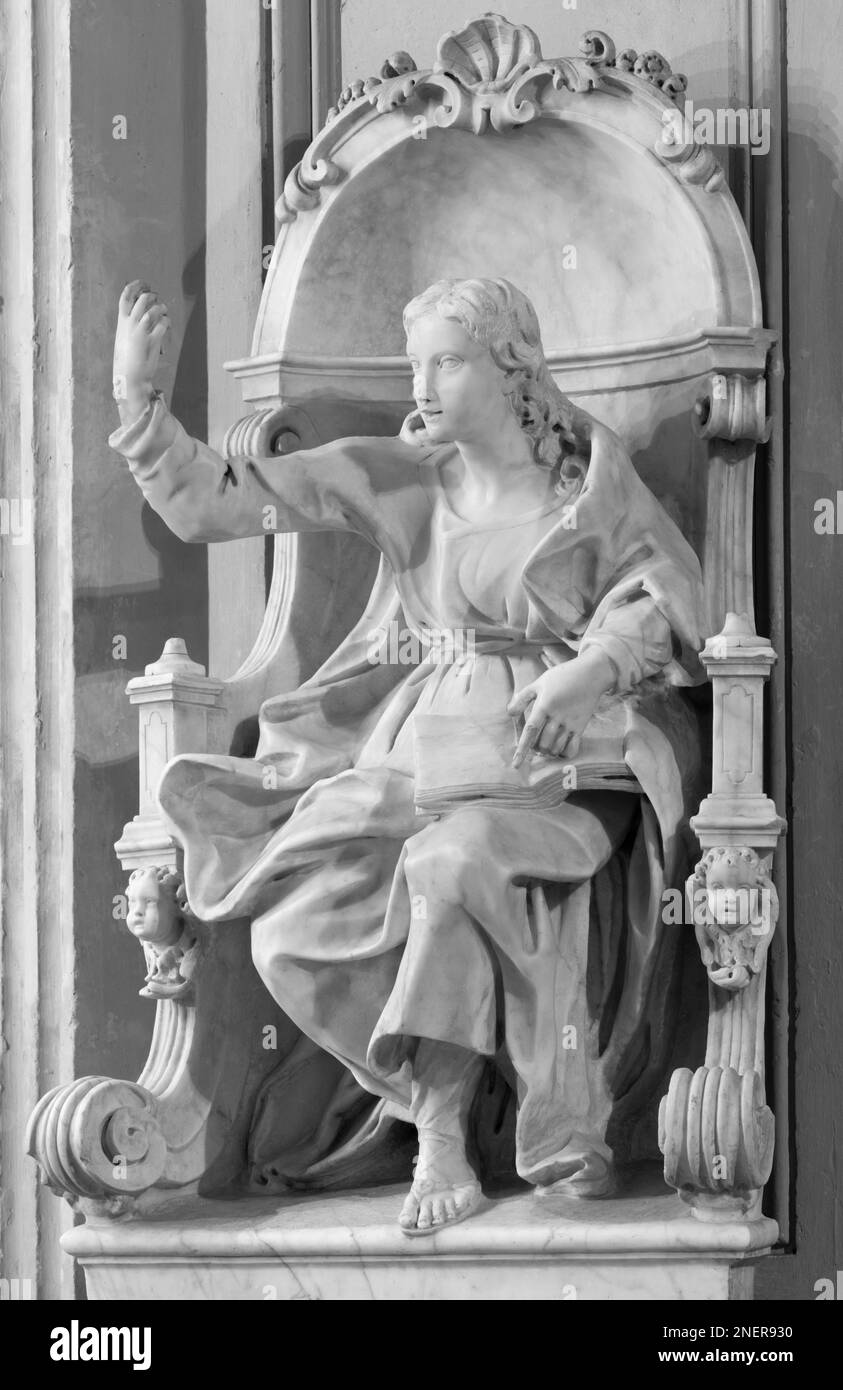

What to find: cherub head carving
left=403, top=277, right=589, bottom=493
left=126, top=866, right=186, bottom=948
left=701, top=846, right=772, bottom=933
left=687, top=846, right=778, bottom=992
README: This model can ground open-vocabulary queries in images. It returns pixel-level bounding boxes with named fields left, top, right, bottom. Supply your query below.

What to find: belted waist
left=471, top=637, right=568, bottom=657
left=416, top=633, right=571, bottom=662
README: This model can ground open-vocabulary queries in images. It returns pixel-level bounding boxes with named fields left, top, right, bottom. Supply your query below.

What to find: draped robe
left=110, top=397, right=706, bottom=1185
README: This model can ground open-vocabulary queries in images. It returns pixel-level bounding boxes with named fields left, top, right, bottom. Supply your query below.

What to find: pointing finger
left=513, top=716, right=544, bottom=768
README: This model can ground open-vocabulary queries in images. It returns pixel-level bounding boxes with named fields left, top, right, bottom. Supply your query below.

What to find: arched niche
left=223, top=14, right=773, bottom=728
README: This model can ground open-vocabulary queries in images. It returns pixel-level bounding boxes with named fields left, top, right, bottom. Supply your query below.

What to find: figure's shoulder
left=337, top=435, right=456, bottom=500
left=327, top=434, right=439, bottom=473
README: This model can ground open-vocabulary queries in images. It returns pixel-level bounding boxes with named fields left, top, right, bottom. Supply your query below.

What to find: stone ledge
left=63, top=1169, right=778, bottom=1300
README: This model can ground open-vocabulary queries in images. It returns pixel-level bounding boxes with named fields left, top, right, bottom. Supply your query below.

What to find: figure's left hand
left=507, top=649, right=616, bottom=765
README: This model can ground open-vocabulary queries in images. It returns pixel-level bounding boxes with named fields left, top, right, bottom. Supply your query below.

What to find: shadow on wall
left=73, top=0, right=208, bottom=1083
left=754, top=70, right=843, bottom=1299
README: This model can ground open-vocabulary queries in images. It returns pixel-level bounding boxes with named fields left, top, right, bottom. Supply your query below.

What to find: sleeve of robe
left=108, top=392, right=424, bottom=553
left=522, top=420, right=706, bottom=689
left=578, top=593, right=676, bottom=693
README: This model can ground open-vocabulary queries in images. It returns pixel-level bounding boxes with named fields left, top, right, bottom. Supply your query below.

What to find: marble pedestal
left=64, top=1166, right=777, bottom=1301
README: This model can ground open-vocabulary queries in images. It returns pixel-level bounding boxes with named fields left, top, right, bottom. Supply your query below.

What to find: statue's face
left=706, top=854, right=760, bottom=929
left=127, top=873, right=160, bottom=939
left=406, top=314, right=509, bottom=445
left=126, top=871, right=180, bottom=945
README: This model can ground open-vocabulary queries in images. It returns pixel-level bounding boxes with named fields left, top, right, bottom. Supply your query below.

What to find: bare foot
left=398, top=1131, right=482, bottom=1236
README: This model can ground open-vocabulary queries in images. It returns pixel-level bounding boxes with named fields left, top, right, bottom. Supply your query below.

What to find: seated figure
left=110, top=275, right=705, bottom=1235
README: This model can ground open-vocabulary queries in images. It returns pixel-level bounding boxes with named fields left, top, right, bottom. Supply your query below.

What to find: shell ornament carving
left=435, top=13, right=543, bottom=91
left=278, top=14, right=706, bottom=220
left=368, top=16, right=599, bottom=137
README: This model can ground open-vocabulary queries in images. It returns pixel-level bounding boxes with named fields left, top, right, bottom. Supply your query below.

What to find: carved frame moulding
left=25, top=12, right=785, bottom=1290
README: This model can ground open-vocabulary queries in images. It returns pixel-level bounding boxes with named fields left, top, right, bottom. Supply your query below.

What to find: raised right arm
left=110, top=281, right=426, bottom=548
left=109, top=393, right=415, bottom=547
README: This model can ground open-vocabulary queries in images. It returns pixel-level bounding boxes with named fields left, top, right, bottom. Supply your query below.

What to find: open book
left=413, top=706, right=638, bottom=814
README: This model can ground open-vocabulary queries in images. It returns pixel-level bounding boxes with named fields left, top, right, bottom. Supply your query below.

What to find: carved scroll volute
left=694, top=363, right=774, bottom=641
left=27, top=860, right=204, bottom=1209
left=27, top=641, right=235, bottom=1213
left=659, top=614, right=786, bottom=1222
left=694, top=373, right=771, bottom=447
left=654, top=117, right=725, bottom=193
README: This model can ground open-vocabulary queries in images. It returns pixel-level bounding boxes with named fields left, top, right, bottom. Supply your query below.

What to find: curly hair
left=403, top=277, right=591, bottom=492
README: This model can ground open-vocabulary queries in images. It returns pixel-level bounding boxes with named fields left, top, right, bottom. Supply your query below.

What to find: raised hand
left=113, top=280, right=170, bottom=419
left=507, top=648, right=616, bottom=766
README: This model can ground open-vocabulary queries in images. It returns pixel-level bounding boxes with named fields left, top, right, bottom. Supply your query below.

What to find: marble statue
left=110, top=273, right=706, bottom=1235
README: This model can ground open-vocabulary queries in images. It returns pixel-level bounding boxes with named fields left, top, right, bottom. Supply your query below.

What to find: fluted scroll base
left=659, top=1064, right=774, bottom=1224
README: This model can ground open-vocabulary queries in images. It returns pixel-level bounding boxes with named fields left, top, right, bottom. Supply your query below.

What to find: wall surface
left=71, top=0, right=209, bottom=1085
left=754, top=0, right=843, bottom=1300
left=0, top=0, right=77, bottom=1303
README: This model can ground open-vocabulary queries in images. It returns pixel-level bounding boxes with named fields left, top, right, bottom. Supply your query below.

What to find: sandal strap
left=411, top=1175, right=481, bottom=1199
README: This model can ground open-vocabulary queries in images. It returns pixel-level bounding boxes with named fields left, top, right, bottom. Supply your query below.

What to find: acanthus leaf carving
left=580, top=30, right=688, bottom=99
left=370, top=57, right=600, bottom=138
left=326, top=50, right=418, bottom=124
left=580, top=30, right=616, bottom=66
left=277, top=16, right=712, bottom=223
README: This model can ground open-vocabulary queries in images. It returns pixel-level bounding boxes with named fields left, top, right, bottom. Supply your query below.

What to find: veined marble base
left=63, top=1167, right=777, bottom=1301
